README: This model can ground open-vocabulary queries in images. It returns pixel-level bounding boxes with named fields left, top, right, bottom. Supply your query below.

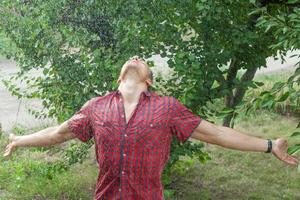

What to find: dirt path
left=0, top=51, right=299, bottom=132
left=0, top=59, right=54, bottom=132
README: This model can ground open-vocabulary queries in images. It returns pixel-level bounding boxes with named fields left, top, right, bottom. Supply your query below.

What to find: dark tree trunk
left=223, top=67, right=258, bottom=127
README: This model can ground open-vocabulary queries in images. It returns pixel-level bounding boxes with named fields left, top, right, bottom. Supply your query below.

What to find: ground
left=169, top=110, right=300, bottom=200
left=0, top=109, right=299, bottom=199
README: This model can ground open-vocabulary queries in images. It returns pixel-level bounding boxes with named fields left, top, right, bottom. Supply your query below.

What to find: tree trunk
left=223, top=67, right=258, bottom=127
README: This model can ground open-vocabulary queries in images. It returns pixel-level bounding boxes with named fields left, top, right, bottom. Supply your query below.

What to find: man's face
left=118, top=56, right=152, bottom=85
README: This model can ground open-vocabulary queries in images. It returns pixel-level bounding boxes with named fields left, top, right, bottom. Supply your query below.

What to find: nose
left=130, top=56, right=142, bottom=61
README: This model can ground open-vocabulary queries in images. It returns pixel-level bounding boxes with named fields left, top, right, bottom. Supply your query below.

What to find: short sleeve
left=169, top=98, right=202, bottom=143
left=67, top=99, right=94, bottom=142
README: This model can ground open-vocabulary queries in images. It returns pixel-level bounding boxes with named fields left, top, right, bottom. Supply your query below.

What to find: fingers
left=3, top=144, right=12, bottom=157
left=281, top=140, right=299, bottom=166
left=282, top=154, right=299, bottom=166
left=3, top=135, right=16, bottom=158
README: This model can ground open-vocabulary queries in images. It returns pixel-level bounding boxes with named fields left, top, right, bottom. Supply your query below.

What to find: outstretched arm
left=191, top=119, right=299, bottom=166
left=4, top=121, right=75, bottom=157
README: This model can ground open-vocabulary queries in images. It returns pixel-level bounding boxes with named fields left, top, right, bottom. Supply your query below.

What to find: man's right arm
left=4, top=121, right=75, bottom=157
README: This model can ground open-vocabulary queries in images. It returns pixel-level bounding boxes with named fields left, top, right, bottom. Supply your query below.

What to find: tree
left=244, top=0, right=300, bottom=154
left=132, top=0, right=278, bottom=127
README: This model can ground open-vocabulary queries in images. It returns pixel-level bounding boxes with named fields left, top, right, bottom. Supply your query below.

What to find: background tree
left=133, top=0, right=278, bottom=127
left=244, top=0, right=300, bottom=154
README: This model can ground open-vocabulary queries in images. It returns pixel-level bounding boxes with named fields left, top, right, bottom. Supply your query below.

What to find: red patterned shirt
left=67, top=90, right=201, bottom=200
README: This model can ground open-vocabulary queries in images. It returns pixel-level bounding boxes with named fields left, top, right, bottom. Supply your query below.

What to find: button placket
left=117, top=95, right=127, bottom=197
left=117, top=92, right=144, bottom=198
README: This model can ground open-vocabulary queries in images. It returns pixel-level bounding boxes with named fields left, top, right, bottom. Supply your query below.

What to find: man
left=4, top=56, right=299, bottom=200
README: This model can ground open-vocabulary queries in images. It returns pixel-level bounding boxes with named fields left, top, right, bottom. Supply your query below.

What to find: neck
left=118, top=77, right=148, bottom=104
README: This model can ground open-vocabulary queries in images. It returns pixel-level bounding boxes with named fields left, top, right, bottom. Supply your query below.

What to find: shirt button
left=121, top=114, right=125, bottom=118
left=124, top=134, right=128, bottom=137
left=119, top=188, right=122, bottom=192
left=150, top=123, right=153, bottom=127
left=123, top=153, right=126, bottom=157
left=122, top=171, right=125, bottom=175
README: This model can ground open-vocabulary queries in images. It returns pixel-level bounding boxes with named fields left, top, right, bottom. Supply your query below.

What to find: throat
left=118, top=80, right=147, bottom=104
left=123, top=102, right=139, bottom=124
left=118, top=76, right=148, bottom=123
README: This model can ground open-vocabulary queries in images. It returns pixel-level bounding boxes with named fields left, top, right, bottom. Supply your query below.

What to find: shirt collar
left=143, top=90, right=151, bottom=97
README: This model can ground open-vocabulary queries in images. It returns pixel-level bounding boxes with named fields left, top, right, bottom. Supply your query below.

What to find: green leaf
left=260, top=91, right=270, bottom=96
left=277, top=91, right=290, bottom=102
left=163, top=189, right=175, bottom=198
left=288, top=145, right=300, bottom=155
left=254, top=81, right=264, bottom=87
left=220, top=107, right=234, bottom=114
left=290, top=132, right=300, bottom=137
left=272, top=82, right=285, bottom=91
left=287, top=0, right=300, bottom=4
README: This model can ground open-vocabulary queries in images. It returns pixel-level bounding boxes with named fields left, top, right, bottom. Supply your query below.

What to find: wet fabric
left=67, top=90, right=201, bottom=200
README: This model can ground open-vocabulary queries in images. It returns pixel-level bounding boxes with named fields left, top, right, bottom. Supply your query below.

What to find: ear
left=146, top=79, right=153, bottom=86
left=117, top=77, right=121, bottom=84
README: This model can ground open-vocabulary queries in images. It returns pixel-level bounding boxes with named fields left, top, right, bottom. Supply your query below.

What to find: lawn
left=170, top=109, right=300, bottom=200
left=0, top=137, right=98, bottom=199
left=0, top=109, right=299, bottom=200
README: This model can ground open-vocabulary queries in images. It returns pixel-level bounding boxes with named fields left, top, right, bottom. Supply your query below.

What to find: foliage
left=163, top=158, right=196, bottom=198
left=253, top=0, right=300, bottom=52
left=0, top=1, right=281, bottom=122
left=135, top=0, right=278, bottom=127
left=247, top=0, right=300, bottom=154
left=0, top=155, right=96, bottom=199
left=0, top=0, right=122, bottom=121
left=162, top=139, right=210, bottom=197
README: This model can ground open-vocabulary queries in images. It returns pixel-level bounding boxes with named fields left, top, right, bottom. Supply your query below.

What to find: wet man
left=4, top=56, right=298, bottom=200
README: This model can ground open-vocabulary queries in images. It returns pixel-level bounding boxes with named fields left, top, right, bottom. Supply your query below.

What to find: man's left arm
left=191, top=119, right=299, bottom=166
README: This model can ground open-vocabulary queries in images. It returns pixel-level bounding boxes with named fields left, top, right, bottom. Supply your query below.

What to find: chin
left=118, top=60, right=149, bottom=83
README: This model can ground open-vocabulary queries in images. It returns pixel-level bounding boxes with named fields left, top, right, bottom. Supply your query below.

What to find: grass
left=0, top=109, right=299, bottom=200
left=0, top=159, right=97, bottom=200
left=0, top=127, right=98, bottom=200
left=169, top=109, right=300, bottom=200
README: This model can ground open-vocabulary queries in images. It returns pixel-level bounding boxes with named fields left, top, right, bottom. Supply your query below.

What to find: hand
left=272, top=138, right=299, bottom=166
left=3, top=134, right=18, bottom=157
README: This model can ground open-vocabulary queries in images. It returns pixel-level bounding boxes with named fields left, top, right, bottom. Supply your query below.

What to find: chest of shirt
left=90, top=99, right=172, bottom=144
